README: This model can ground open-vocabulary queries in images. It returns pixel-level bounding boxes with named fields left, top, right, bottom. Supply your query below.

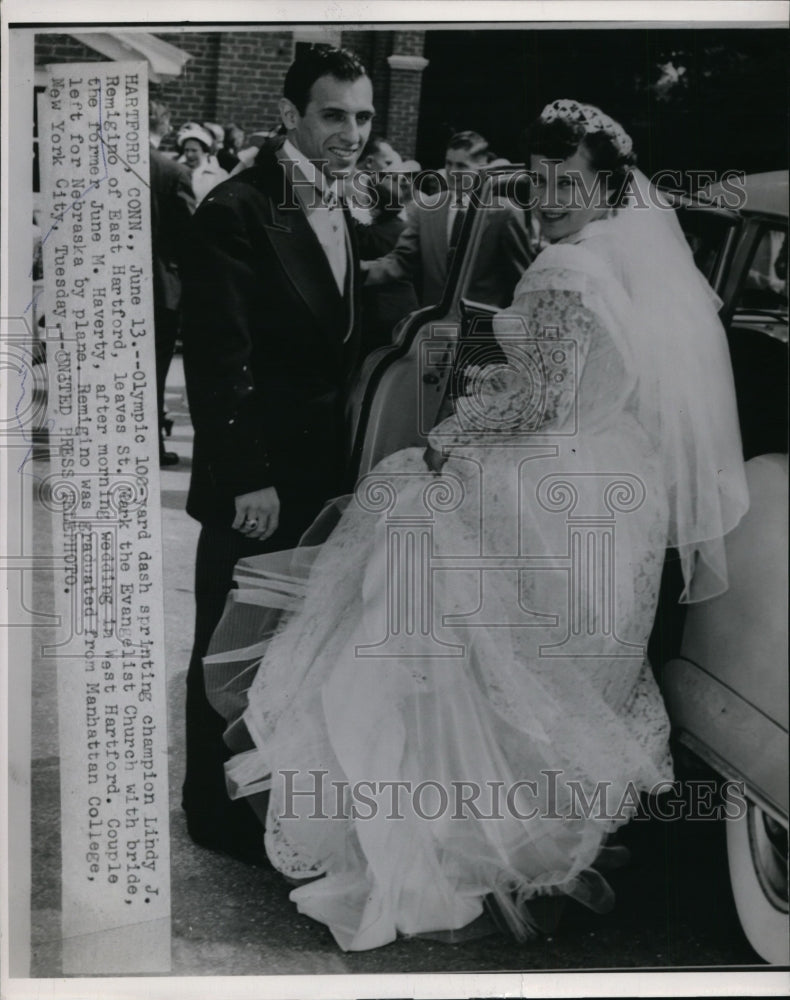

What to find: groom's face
left=281, top=73, right=375, bottom=178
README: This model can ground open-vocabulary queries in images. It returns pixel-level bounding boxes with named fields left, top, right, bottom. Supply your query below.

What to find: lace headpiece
left=539, top=100, right=634, bottom=157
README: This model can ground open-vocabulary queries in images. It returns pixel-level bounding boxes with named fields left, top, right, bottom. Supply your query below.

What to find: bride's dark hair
left=524, top=101, right=637, bottom=207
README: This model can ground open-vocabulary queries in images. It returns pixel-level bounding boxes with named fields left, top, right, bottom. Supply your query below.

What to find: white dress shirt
left=282, top=139, right=348, bottom=295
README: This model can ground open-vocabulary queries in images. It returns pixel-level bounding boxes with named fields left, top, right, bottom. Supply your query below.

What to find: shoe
left=185, top=800, right=272, bottom=868
left=160, top=450, right=179, bottom=467
left=521, top=895, right=567, bottom=934
left=188, top=827, right=271, bottom=868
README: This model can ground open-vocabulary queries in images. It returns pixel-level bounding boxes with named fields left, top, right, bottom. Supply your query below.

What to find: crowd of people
left=148, top=45, right=749, bottom=952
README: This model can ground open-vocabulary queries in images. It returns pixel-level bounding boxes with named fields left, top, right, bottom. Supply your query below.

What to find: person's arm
left=362, top=205, right=421, bottom=285
left=356, top=215, right=405, bottom=260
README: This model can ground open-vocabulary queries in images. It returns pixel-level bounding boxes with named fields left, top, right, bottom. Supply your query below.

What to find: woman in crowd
left=176, top=122, right=229, bottom=206
left=209, top=100, right=748, bottom=950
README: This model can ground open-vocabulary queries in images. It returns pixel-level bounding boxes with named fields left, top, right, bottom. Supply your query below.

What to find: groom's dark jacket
left=181, top=139, right=362, bottom=528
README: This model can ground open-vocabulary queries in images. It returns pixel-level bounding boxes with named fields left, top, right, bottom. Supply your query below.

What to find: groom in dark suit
left=180, top=45, right=374, bottom=863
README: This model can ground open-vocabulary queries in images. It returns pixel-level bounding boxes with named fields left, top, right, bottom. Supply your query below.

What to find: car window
left=449, top=176, right=538, bottom=400
left=458, top=174, right=537, bottom=310
left=727, top=222, right=788, bottom=459
left=738, top=225, right=788, bottom=313
left=676, top=205, right=740, bottom=287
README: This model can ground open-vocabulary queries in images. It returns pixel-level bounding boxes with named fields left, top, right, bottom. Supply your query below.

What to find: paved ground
left=28, top=356, right=764, bottom=980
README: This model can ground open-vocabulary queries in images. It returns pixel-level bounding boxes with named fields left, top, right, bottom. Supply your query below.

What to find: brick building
left=33, top=27, right=430, bottom=159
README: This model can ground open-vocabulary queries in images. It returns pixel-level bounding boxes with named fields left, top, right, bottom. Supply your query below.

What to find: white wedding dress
left=209, top=177, right=748, bottom=951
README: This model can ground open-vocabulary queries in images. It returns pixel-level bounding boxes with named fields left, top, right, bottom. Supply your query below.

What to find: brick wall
left=340, top=30, right=375, bottom=67
left=153, top=32, right=222, bottom=138
left=34, top=31, right=221, bottom=128
left=387, top=70, right=426, bottom=160
left=392, top=30, right=427, bottom=57
left=35, top=30, right=295, bottom=147
left=34, top=31, right=225, bottom=152
left=369, top=32, right=394, bottom=140
left=34, top=33, right=109, bottom=67
left=213, top=31, right=294, bottom=135
left=386, top=32, right=428, bottom=160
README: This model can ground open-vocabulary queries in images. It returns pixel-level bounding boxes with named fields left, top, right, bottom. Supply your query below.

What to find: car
left=348, top=167, right=788, bottom=964
left=662, top=171, right=788, bottom=965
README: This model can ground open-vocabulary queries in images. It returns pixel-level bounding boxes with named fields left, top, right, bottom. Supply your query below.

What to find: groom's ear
left=279, top=97, right=300, bottom=133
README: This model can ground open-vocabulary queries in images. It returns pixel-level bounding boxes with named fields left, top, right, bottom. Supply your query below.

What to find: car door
left=348, top=168, right=535, bottom=480
left=662, top=187, right=789, bottom=965
left=723, top=216, right=788, bottom=458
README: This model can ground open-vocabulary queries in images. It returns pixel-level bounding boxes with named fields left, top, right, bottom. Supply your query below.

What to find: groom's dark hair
left=283, top=45, right=368, bottom=114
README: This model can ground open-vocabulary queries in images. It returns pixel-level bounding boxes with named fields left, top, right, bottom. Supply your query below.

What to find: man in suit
left=148, top=100, right=195, bottom=466
left=350, top=135, right=419, bottom=352
left=363, top=130, right=533, bottom=309
left=180, top=45, right=374, bottom=864
left=358, top=134, right=403, bottom=175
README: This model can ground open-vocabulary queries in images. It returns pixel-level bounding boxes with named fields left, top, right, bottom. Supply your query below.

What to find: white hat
left=176, top=122, right=214, bottom=151
left=202, top=122, right=225, bottom=145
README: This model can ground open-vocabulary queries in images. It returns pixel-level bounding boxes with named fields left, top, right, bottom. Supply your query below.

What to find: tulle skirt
left=205, top=436, right=674, bottom=951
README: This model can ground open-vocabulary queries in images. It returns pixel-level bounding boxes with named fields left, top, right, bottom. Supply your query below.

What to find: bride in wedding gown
left=206, top=101, right=749, bottom=950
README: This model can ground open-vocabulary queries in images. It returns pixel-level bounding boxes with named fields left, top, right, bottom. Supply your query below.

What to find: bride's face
left=531, top=147, right=609, bottom=242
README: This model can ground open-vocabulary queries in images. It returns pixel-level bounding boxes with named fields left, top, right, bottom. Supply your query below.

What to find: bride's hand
left=423, top=444, right=447, bottom=475
left=463, top=363, right=509, bottom=393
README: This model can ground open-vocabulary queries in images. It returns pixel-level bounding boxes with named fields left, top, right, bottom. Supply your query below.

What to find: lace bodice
left=430, top=239, right=642, bottom=455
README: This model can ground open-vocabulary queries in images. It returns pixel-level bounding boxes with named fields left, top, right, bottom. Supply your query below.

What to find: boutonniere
left=349, top=204, right=374, bottom=226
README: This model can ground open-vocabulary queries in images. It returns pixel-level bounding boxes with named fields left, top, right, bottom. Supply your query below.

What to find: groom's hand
left=233, top=486, right=280, bottom=541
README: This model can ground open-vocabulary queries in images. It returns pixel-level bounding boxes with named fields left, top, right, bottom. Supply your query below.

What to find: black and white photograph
left=1, top=2, right=788, bottom=997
